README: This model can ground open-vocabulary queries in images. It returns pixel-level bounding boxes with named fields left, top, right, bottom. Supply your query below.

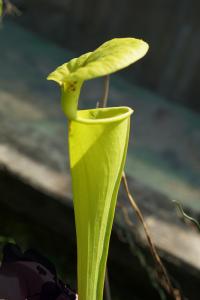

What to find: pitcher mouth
left=73, top=106, right=133, bottom=124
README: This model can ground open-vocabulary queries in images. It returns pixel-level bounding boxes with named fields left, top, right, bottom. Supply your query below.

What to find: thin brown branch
left=117, top=202, right=136, bottom=228
left=121, top=172, right=182, bottom=300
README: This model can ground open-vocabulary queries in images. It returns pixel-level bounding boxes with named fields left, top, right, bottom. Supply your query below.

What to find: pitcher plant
left=47, top=38, right=149, bottom=300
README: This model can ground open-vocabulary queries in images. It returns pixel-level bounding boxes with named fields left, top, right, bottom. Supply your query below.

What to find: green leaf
left=47, top=37, right=147, bottom=300
left=47, top=38, right=148, bottom=119
left=69, top=106, right=133, bottom=300
left=47, top=38, right=148, bottom=84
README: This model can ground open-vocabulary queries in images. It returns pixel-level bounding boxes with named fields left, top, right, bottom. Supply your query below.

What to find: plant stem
left=121, top=172, right=182, bottom=300
left=100, top=76, right=110, bottom=108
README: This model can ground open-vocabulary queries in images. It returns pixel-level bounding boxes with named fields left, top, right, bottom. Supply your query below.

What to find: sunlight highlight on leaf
left=69, top=107, right=133, bottom=300
left=47, top=37, right=148, bottom=300
left=47, top=38, right=148, bottom=119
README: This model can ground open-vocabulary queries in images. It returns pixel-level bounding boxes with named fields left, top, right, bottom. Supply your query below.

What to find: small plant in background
left=0, top=0, right=20, bottom=19
left=0, top=0, right=3, bottom=17
left=47, top=38, right=148, bottom=300
left=173, top=200, right=200, bottom=233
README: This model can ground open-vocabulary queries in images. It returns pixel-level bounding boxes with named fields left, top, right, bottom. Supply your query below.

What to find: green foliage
left=0, top=0, right=3, bottom=17
left=47, top=38, right=148, bottom=119
left=69, top=107, right=132, bottom=300
left=48, top=38, right=148, bottom=84
left=48, top=37, right=148, bottom=300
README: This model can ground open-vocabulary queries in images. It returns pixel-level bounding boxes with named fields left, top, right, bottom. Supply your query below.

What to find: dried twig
left=117, top=204, right=167, bottom=300
left=121, top=172, right=182, bottom=300
left=117, top=202, right=136, bottom=228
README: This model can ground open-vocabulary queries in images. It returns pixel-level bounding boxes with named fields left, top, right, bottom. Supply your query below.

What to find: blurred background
left=11, top=0, right=200, bottom=111
left=1, top=1, right=200, bottom=299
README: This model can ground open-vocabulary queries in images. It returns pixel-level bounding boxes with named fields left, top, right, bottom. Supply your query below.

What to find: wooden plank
left=0, top=144, right=71, bottom=200
left=1, top=143, right=200, bottom=274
